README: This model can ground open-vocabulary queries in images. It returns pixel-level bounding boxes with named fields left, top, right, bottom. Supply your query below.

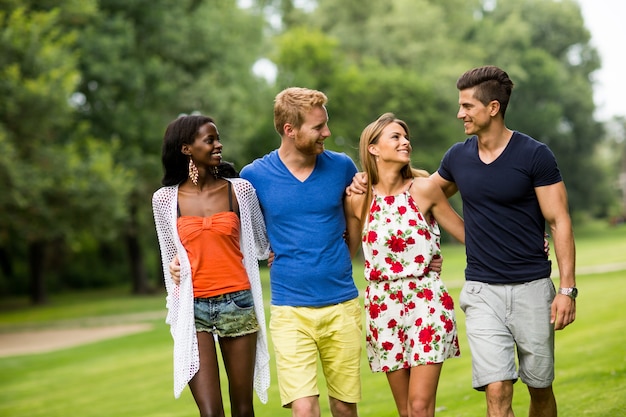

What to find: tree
left=73, top=0, right=272, bottom=293
left=268, top=0, right=611, bottom=218
left=0, top=4, right=132, bottom=302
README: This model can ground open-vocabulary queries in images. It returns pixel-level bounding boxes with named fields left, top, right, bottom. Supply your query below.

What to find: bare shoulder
left=410, top=176, right=441, bottom=196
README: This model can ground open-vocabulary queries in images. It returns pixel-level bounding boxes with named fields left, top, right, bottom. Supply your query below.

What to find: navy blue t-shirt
left=437, top=131, right=562, bottom=284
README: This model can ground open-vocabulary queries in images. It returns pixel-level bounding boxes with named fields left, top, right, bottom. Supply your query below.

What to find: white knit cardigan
left=152, top=178, right=271, bottom=402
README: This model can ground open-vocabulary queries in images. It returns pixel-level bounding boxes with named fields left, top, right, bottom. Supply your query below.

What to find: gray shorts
left=459, top=278, right=556, bottom=390
left=194, top=289, right=259, bottom=337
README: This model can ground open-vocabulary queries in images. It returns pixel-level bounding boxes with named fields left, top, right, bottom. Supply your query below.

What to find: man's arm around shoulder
left=430, top=171, right=458, bottom=198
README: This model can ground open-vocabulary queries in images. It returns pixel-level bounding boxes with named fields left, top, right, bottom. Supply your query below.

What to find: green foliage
left=272, top=0, right=613, bottom=216
left=0, top=0, right=621, bottom=299
left=0, top=5, right=131, bottom=275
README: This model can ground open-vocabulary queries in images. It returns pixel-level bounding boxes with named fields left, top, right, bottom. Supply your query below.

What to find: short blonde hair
left=274, top=87, right=328, bottom=135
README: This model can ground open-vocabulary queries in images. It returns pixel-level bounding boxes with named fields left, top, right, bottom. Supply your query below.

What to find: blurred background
left=0, top=0, right=624, bottom=304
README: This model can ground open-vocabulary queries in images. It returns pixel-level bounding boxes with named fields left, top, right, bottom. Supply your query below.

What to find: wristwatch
left=558, top=287, right=578, bottom=300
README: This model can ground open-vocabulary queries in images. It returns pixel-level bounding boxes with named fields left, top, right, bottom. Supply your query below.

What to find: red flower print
left=417, top=288, right=434, bottom=301
left=409, top=219, right=417, bottom=226
left=387, top=235, right=407, bottom=253
left=369, top=268, right=382, bottom=281
left=383, top=282, right=391, bottom=291
left=371, top=200, right=381, bottom=212
left=415, top=317, right=423, bottom=327
left=390, top=261, right=403, bottom=273
left=414, top=254, right=425, bottom=264
left=369, top=304, right=380, bottom=319
left=440, top=292, right=454, bottom=310
left=395, top=353, right=404, bottom=362
left=381, top=303, right=388, bottom=311
left=371, top=327, right=379, bottom=340
left=366, top=230, right=378, bottom=243
left=382, top=341, right=394, bottom=351
left=406, top=301, right=416, bottom=310
left=419, top=325, right=436, bottom=344
left=406, top=237, right=415, bottom=245
left=429, top=307, right=436, bottom=314
left=408, top=281, right=417, bottom=290
left=385, top=256, right=393, bottom=265
left=384, top=196, right=395, bottom=205
left=398, top=205, right=407, bottom=215
left=387, top=319, right=397, bottom=328
left=444, top=319, right=454, bottom=333
left=372, top=249, right=379, bottom=256
left=424, top=345, right=432, bottom=353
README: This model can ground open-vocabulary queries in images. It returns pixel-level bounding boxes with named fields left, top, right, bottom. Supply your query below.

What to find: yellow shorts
left=270, top=298, right=362, bottom=407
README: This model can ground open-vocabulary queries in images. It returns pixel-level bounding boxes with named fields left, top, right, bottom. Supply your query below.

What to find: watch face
left=571, top=287, right=578, bottom=298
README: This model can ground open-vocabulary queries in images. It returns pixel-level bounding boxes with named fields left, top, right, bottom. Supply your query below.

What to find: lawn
left=0, top=222, right=625, bottom=416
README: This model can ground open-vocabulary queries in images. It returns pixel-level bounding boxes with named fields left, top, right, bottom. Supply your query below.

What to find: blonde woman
left=344, top=113, right=464, bottom=417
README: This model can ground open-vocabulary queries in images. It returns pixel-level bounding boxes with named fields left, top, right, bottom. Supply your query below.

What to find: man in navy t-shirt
left=431, top=66, right=577, bottom=417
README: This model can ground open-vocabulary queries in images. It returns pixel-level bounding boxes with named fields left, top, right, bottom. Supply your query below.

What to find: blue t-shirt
left=437, top=131, right=562, bottom=284
left=240, top=150, right=359, bottom=307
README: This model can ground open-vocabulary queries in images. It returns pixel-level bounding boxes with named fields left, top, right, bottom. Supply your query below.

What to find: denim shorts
left=194, top=289, right=259, bottom=338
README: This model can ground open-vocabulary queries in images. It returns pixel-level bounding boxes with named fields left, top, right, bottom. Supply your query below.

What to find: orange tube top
left=177, top=211, right=250, bottom=298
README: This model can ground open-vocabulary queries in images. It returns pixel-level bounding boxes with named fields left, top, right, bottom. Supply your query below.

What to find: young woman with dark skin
left=153, top=115, right=270, bottom=417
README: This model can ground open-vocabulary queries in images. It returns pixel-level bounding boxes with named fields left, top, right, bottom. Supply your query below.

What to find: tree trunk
left=28, top=240, right=47, bottom=304
left=127, top=203, right=151, bottom=294
left=0, top=247, right=13, bottom=279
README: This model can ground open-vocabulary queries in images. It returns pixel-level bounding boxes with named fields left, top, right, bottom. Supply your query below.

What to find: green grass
left=1, top=222, right=625, bottom=416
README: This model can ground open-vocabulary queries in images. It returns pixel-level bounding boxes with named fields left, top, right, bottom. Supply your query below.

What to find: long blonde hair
left=358, top=112, right=429, bottom=228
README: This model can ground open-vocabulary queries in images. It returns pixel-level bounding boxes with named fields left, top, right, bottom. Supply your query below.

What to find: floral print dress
left=362, top=181, right=460, bottom=373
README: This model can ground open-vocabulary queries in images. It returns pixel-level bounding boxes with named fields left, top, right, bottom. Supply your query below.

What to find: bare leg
left=291, top=396, right=321, bottom=417
left=328, top=396, right=357, bottom=417
left=386, top=369, right=410, bottom=417
left=220, top=332, right=258, bottom=417
left=407, top=363, right=442, bottom=417
left=485, top=381, right=515, bottom=417
left=386, top=364, right=442, bottom=417
left=189, top=331, right=225, bottom=417
left=527, top=386, right=556, bottom=417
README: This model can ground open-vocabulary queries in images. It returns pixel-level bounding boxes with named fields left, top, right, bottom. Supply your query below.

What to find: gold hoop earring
left=188, top=159, right=199, bottom=185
